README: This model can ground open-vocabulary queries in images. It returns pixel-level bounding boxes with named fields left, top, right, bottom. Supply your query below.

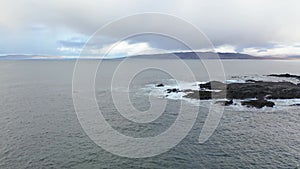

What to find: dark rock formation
left=156, top=83, right=164, bottom=87
left=268, top=73, right=300, bottom=80
left=163, top=73, right=300, bottom=109
left=184, top=90, right=226, bottom=100
left=185, top=80, right=300, bottom=100
left=227, top=81, right=300, bottom=99
left=166, top=88, right=181, bottom=93
left=241, top=99, right=275, bottom=108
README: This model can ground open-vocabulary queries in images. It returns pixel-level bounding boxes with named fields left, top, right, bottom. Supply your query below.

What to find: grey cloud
left=1, top=0, right=300, bottom=55
left=127, top=34, right=189, bottom=51
left=58, top=37, right=86, bottom=48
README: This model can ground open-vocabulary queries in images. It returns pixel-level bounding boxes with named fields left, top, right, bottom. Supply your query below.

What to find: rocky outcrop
left=241, top=99, right=275, bottom=108
left=162, top=74, right=300, bottom=109
left=156, top=83, right=164, bottom=87
left=184, top=80, right=300, bottom=100
left=227, top=81, right=300, bottom=99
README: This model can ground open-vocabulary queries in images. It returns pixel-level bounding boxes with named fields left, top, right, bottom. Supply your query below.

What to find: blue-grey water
left=0, top=59, right=300, bottom=168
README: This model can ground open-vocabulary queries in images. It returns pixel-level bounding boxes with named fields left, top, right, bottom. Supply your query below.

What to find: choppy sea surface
left=0, top=59, right=300, bottom=168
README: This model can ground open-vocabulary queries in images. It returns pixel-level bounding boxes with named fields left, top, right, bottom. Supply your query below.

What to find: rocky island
left=158, top=74, right=300, bottom=109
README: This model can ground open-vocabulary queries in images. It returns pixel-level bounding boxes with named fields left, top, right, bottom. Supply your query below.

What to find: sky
left=0, top=0, right=300, bottom=58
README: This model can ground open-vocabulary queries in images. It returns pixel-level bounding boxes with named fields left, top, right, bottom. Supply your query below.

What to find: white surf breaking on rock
left=230, top=74, right=300, bottom=84
left=142, top=77, right=300, bottom=111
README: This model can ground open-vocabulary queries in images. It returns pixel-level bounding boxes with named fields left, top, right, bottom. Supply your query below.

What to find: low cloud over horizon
left=1, top=0, right=300, bottom=57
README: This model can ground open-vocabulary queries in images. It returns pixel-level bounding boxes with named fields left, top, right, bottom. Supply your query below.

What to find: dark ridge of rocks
left=241, top=99, right=275, bottom=108
left=156, top=83, right=164, bottom=87
left=245, top=79, right=263, bottom=83
left=227, top=81, right=300, bottom=99
left=268, top=73, right=300, bottom=80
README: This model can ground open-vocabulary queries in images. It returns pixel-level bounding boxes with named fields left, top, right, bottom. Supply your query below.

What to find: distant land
left=0, top=52, right=299, bottom=60
left=287, top=55, right=300, bottom=59
left=131, top=52, right=300, bottom=60
left=0, top=55, right=54, bottom=60
left=131, top=52, right=260, bottom=59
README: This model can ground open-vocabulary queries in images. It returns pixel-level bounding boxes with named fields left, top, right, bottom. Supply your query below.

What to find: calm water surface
left=0, top=59, right=300, bottom=168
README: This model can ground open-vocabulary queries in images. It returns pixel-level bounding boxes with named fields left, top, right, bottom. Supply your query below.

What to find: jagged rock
left=241, top=99, right=275, bottom=108
left=166, top=88, right=180, bottom=93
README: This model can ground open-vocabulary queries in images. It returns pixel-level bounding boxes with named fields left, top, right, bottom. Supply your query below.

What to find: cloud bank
left=0, top=0, right=300, bottom=57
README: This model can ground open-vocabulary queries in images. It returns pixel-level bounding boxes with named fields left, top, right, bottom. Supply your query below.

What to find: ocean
left=0, top=59, right=300, bottom=168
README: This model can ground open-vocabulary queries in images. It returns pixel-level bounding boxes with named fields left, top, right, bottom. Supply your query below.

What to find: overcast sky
left=1, top=0, right=300, bottom=57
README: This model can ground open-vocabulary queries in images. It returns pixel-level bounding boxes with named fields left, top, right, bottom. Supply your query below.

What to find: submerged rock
left=215, top=100, right=233, bottom=106
left=241, top=99, right=275, bottom=108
